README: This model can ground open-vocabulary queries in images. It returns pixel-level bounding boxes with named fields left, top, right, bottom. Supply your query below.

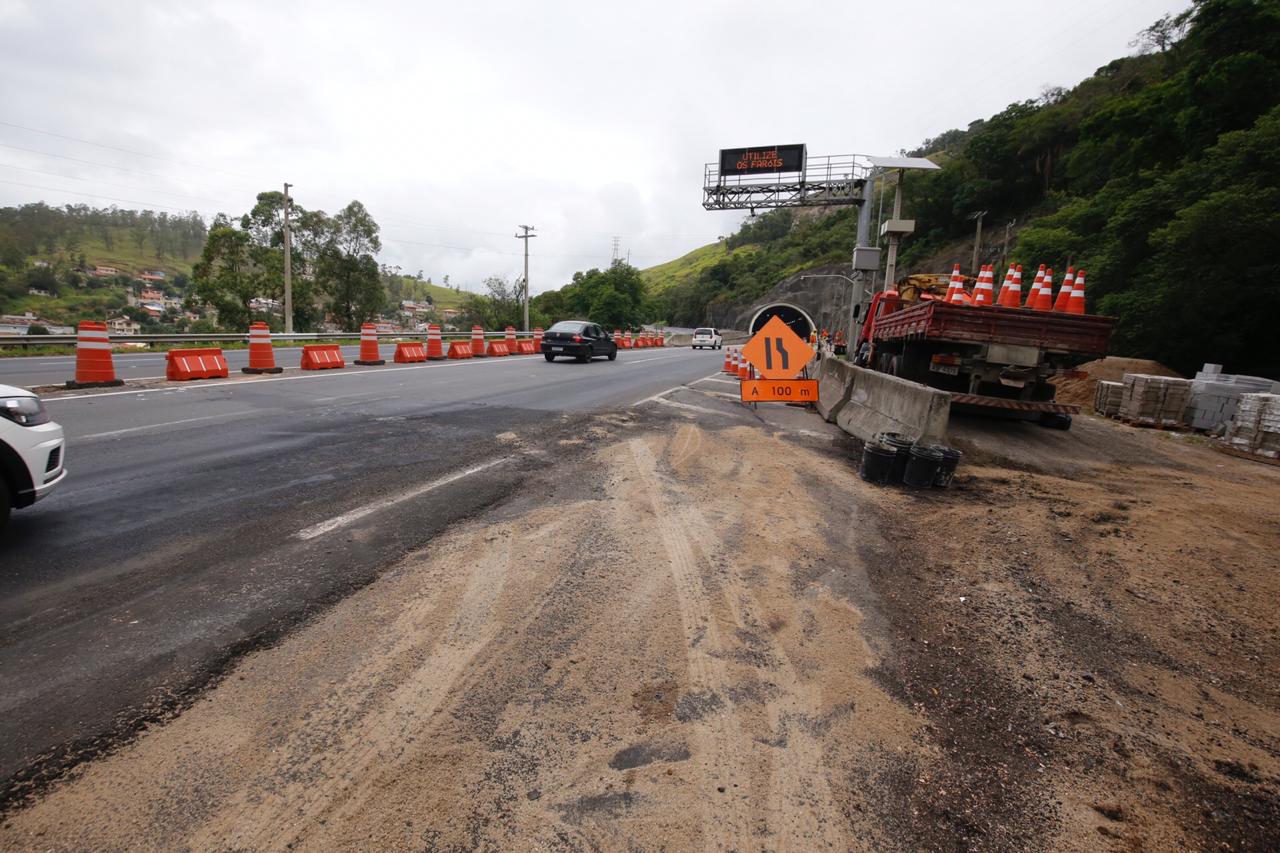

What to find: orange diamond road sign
left=740, top=316, right=814, bottom=380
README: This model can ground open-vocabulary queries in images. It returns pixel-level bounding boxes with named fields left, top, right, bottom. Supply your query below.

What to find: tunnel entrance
left=748, top=303, right=815, bottom=341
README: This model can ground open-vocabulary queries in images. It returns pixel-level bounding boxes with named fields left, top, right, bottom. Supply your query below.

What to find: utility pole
left=515, top=225, right=536, bottom=332
left=282, top=182, right=293, bottom=334
left=969, top=210, right=986, bottom=277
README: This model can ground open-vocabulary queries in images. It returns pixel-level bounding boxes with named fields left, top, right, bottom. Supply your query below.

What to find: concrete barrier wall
left=817, top=357, right=951, bottom=443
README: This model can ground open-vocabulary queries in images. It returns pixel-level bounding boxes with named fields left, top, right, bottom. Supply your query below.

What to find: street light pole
left=515, top=225, right=536, bottom=331
left=283, top=182, right=293, bottom=334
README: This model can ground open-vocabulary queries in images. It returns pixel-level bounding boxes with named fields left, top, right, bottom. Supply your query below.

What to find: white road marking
left=692, top=376, right=739, bottom=386
left=78, top=412, right=248, bottom=441
left=623, top=352, right=693, bottom=365
left=295, top=457, right=510, bottom=541
left=630, top=371, right=727, bottom=407
left=655, top=397, right=728, bottom=416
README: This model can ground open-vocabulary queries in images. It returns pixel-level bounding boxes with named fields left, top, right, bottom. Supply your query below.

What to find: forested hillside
left=646, top=0, right=1280, bottom=377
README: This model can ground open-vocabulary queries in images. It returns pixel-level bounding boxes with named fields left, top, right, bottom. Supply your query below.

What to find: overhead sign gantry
left=703, top=146, right=873, bottom=213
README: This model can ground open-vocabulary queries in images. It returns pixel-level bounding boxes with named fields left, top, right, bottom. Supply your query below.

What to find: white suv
left=692, top=327, right=723, bottom=349
left=0, top=384, right=66, bottom=529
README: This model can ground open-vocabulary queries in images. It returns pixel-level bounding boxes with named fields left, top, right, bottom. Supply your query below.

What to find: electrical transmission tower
left=611, top=236, right=621, bottom=264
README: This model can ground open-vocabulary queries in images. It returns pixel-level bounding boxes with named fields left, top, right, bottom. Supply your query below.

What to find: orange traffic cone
left=67, top=320, right=123, bottom=388
left=1053, top=267, right=1074, bottom=312
left=470, top=325, right=487, bottom=357
left=355, top=323, right=385, bottom=365
left=738, top=359, right=751, bottom=380
left=243, top=322, right=282, bottom=374
left=1011, top=265, right=1024, bottom=306
left=1027, top=265, right=1044, bottom=308
left=505, top=326, right=517, bottom=352
left=1067, top=270, right=1087, bottom=314
left=944, top=264, right=960, bottom=303
left=1032, top=268, right=1051, bottom=311
left=972, top=266, right=994, bottom=306
left=425, top=324, right=445, bottom=359
left=723, top=348, right=734, bottom=372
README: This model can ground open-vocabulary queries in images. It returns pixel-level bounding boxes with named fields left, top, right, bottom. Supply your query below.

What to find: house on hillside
left=91, top=265, right=120, bottom=278
left=108, top=317, right=141, bottom=335
left=140, top=302, right=164, bottom=319
left=138, top=270, right=166, bottom=283
left=139, top=287, right=165, bottom=302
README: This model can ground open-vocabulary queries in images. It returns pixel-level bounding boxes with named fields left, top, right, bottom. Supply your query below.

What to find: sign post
left=738, top=316, right=818, bottom=404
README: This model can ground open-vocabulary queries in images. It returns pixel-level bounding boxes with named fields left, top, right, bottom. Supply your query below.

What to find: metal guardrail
left=0, top=331, right=526, bottom=348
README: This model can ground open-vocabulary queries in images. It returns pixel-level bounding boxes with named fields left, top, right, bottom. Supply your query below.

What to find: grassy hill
left=640, top=241, right=758, bottom=294
left=33, top=228, right=198, bottom=280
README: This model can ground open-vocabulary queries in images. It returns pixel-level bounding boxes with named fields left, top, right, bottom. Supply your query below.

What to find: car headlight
left=0, top=396, right=50, bottom=426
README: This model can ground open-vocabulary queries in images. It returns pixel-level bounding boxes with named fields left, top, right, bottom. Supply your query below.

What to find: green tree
left=192, top=216, right=259, bottom=330
left=316, top=201, right=384, bottom=330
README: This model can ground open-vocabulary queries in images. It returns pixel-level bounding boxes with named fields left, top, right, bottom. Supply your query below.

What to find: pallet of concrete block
left=1094, top=380, right=1123, bottom=416
left=1223, top=393, right=1280, bottom=459
left=1119, top=374, right=1190, bottom=427
left=1185, top=363, right=1280, bottom=431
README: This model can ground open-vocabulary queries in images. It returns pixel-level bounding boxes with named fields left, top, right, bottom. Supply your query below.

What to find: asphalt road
left=1, top=344, right=371, bottom=388
left=0, top=347, right=726, bottom=804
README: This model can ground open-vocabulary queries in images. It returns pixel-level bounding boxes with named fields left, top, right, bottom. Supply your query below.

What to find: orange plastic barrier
left=656, top=333, right=665, bottom=347
left=505, top=326, right=518, bottom=352
left=394, top=341, right=427, bottom=363
left=301, top=345, right=345, bottom=370
left=425, top=324, right=446, bottom=359
left=518, top=340, right=535, bottom=354
left=486, top=341, right=510, bottom=357
left=166, top=347, right=229, bottom=381
left=471, top=326, right=487, bottom=357
left=738, top=360, right=752, bottom=380
left=355, top=323, right=385, bottom=365
left=620, top=332, right=632, bottom=349
left=447, top=340, right=473, bottom=359
left=243, top=322, right=282, bottom=374
left=533, top=327, right=543, bottom=349
left=67, top=320, right=123, bottom=388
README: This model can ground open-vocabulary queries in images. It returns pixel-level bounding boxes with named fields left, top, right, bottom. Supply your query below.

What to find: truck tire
left=1039, top=412, right=1072, bottom=430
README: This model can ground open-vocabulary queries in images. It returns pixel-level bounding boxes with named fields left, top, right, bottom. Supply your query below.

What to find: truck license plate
left=551, top=346, right=564, bottom=351
left=930, top=364, right=959, bottom=376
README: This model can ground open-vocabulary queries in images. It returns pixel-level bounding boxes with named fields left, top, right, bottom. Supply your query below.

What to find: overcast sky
left=1, top=0, right=1189, bottom=294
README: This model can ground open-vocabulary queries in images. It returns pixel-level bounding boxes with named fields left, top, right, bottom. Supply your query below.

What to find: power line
left=0, top=162, right=232, bottom=207
left=0, top=178, right=200, bottom=212
left=0, top=142, right=250, bottom=195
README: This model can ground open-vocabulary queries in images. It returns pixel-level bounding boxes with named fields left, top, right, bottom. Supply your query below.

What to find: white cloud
left=0, top=0, right=1190, bottom=293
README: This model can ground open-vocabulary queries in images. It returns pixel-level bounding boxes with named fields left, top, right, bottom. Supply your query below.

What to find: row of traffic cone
left=941, top=263, right=1087, bottom=314
left=723, top=346, right=756, bottom=380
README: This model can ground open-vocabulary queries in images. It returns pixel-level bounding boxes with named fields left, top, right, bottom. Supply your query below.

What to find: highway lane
left=0, top=347, right=726, bottom=802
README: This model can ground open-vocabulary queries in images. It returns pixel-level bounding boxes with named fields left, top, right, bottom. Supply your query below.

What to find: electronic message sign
left=719, top=144, right=806, bottom=176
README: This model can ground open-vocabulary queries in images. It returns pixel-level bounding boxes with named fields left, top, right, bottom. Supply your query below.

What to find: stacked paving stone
left=1185, top=364, right=1280, bottom=431
left=1094, top=380, right=1123, bottom=416
left=1120, top=374, right=1191, bottom=426
left=1224, top=393, right=1280, bottom=459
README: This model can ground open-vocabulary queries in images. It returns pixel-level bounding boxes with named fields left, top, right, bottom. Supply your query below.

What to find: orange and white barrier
left=301, top=345, right=345, bottom=370
left=517, top=340, right=536, bottom=354
left=724, top=348, right=734, bottom=372
left=67, top=320, right=123, bottom=388
left=505, top=326, right=517, bottom=352
left=355, top=323, right=385, bottom=365
left=621, top=331, right=632, bottom=349
left=447, top=340, right=473, bottom=359
left=425, top=324, right=445, bottom=360
left=471, top=326, right=487, bottom=357
left=972, top=265, right=995, bottom=306
left=486, top=340, right=510, bottom=357
left=166, top=347, right=229, bottom=381
left=533, top=327, right=543, bottom=349
left=394, top=341, right=427, bottom=363
left=243, top=322, right=282, bottom=374
left=738, top=359, right=752, bottom=380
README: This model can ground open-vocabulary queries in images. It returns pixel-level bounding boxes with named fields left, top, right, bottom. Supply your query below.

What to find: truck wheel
left=544, top=353, right=555, bottom=362
left=1039, top=412, right=1072, bottom=430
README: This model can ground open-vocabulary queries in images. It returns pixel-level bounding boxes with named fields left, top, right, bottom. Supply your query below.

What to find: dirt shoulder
left=0, top=398, right=1275, bottom=851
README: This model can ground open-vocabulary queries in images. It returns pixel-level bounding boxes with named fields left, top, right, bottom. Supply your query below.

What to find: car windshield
left=695, top=328, right=714, bottom=336
left=548, top=321, right=587, bottom=333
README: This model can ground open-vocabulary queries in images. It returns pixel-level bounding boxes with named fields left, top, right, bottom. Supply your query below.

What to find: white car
left=691, top=327, right=723, bottom=349
left=0, top=384, right=66, bottom=529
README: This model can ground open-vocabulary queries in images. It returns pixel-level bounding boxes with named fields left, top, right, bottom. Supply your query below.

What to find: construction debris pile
left=1224, top=393, right=1280, bottom=459
left=1119, top=374, right=1191, bottom=427
left=1186, top=364, right=1280, bottom=431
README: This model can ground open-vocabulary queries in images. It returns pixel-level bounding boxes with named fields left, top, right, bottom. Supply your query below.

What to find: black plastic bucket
left=903, top=445, right=944, bottom=489
left=934, top=446, right=963, bottom=487
left=881, top=433, right=914, bottom=483
left=860, top=442, right=897, bottom=484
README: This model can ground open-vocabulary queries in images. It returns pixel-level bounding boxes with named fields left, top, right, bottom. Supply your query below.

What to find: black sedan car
left=541, top=320, right=618, bottom=362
